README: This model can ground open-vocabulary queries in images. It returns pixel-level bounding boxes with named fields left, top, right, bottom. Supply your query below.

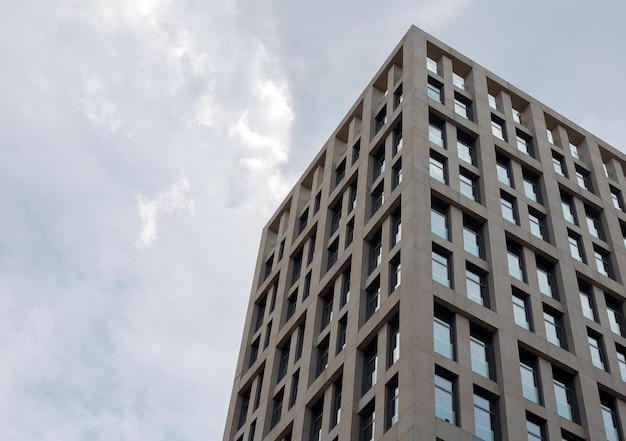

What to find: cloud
left=136, top=176, right=195, bottom=248
left=79, top=75, right=121, bottom=132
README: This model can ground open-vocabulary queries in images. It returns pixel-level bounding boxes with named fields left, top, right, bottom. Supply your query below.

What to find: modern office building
left=223, top=26, right=626, bottom=441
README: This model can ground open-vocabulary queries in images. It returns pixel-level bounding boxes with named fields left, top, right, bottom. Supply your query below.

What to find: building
left=222, top=25, right=626, bottom=441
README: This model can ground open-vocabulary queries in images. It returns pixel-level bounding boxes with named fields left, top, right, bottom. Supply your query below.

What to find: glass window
left=365, top=279, right=380, bottom=320
left=337, top=316, right=347, bottom=353
left=601, top=396, right=622, bottom=441
left=460, top=169, right=480, bottom=202
left=523, top=173, right=542, bottom=204
left=331, top=379, right=341, bottom=426
left=507, top=245, right=525, bottom=281
left=544, top=308, right=566, bottom=348
left=360, top=402, right=375, bottom=441
left=372, top=147, right=385, bottom=180
left=588, top=331, right=606, bottom=371
left=310, top=401, right=323, bottom=441
left=569, top=142, right=580, bottom=159
left=611, top=187, right=624, bottom=211
left=594, top=246, right=613, bottom=278
left=546, top=129, right=554, bottom=144
left=432, top=247, right=451, bottom=287
left=553, top=152, right=567, bottom=177
left=470, top=328, right=493, bottom=379
left=491, top=116, right=506, bottom=141
left=585, top=208, right=604, bottom=240
left=561, top=196, right=577, bottom=225
left=617, top=346, right=626, bottom=382
left=237, top=389, right=251, bottom=429
left=467, top=266, right=488, bottom=307
left=390, top=255, right=401, bottom=292
left=474, top=392, right=498, bottom=441
left=431, top=203, right=449, bottom=239
left=457, top=133, right=475, bottom=165
left=496, top=157, right=512, bottom=186
left=388, top=315, right=400, bottom=366
left=271, top=389, right=284, bottom=428
left=516, top=132, right=534, bottom=156
left=454, top=93, right=472, bottom=120
left=453, top=72, right=465, bottom=89
left=277, top=341, right=290, bottom=380
left=606, top=296, right=624, bottom=337
left=526, top=417, right=545, bottom=441
left=320, top=292, right=334, bottom=329
left=520, top=355, right=541, bottom=404
left=579, top=285, right=597, bottom=321
left=386, top=376, right=399, bottom=429
left=429, top=118, right=445, bottom=148
left=371, top=183, right=384, bottom=214
left=512, top=107, right=523, bottom=124
left=435, top=371, right=456, bottom=424
left=430, top=152, right=447, bottom=183
left=513, top=290, right=532, bottom=330
left=427, top=56, right=438, bottom=73
left=369, top=230, right=382, bottom=273
left=362, top=340, right=377, bottom=393
left=536, top=259, right=557, bottom=299
left=335, top=159, right=346, bottom=186
left=568, top=232, right=584, bottom=262
left=316, top=337, right=329, bottom=376
left=374, top=106, right=387, bottom=134
left=327, top=239, right=339, bottom=269
left=434, top=307, right=454, bottom=359
left=428, top=78, right=443, bottom=103
left=575, top=166, right=593, bottom=192
left=392, top=124, right=402, bottom=154
left=392, top=160, right=402, bottom=189
left=529, top=210, right=548, bottom=241
left=391, top=209, right=402, bottom=247
left=501, top=193, right=517, bottom=224
left=393, top=83, right=403, bottom=108
left=553, top=369, right=578, bottom=422
left=488, top=93, right=497, bottom=109
left=463, top=221, right=483, bottom=258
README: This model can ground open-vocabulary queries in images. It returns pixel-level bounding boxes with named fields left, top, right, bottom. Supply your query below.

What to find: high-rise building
left=223, top=25, right=626, bottom=441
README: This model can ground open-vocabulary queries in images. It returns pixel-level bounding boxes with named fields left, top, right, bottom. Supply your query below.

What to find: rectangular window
left=386, top=376, right=399, bottom=429
left=453, top=71, right=466, bottom=89
left=271, top=389, right=284, bottom=428
left=488, top=93, right=497, bottom=109
left=601, top=395, right=623, bottom=441
left=457, top=132, right=476, bottom=165
left=388, top=315, right=400, bottom=366
left=561, top=195, right=577, bottom=225
left=310, top=401, right=323, bottom=441
left=291, top=251, right=303, bottom=285
left=429, top=152, right=447, bottom=183
left=289, top=371, right=299, bottom=407
left=463, top=219, right=483, bottom=258
left=335, top=159, right=346, bottom=186
left=523, top=172, right=542, bottom=204
left=330, top=203, right=342, bottom=235
left=553, top=152, right=567, bottom=177
left=316, top=337, right=329, bottom=376
left=327, top=239, right=339, bottom=270
left=427, top=77, right=443, bottom=103
left=429, top=117, right=445, bottom=148
left=585, top=207, right=604, bottom=240
left=331, top=379, right=342, bottom=427
left=432, top=247, right=452, bottom=287
left=501, top=192, right=518, bottom=224
left=617, top=346, right=626, bottom=382
left=496, top=156, right=512, bottom=186
left=536, top=258, right=558, bottom=299
left=553, top=368, right=579, bottom=423
left=507, top=244, right=525, bottom=282
left=369, top=230, right=382, bottom=273
left=374, top=106, right=387, bottom=134
left=569, top=142, right=580, bottom=159
left=390, top=254, right=401, bottom=292
left=546, top=129, right=554, bottom=144
left=434, top=306, right=455, bottom=360
left=337, top=315, right=347, bottom=353
left=513, top=290, right=532, bottom=330
left=340, top=268, right=351, bottom=306
left=393, top=83, right=403, bottom=108
left=516, top=131, right=534, bottom=157
left=587, top=331, right=607, bottom=371
left=254, top=296, right=267, bottom=332
left=248, top=338, right=259, bottom=367
left=454, top=93, right=473, bottom=120
left=237, top=389, right=251, bottom=429
left=467, top=265, right=488, bottom=307
left=526, top=416, right=546, bottom=441
left=352, top=140, right=361, bottom=165
left=578, top=284, right=597, bottom=322
left=568, top=232, right=584, bottom=262
left=360, top=401, right=375, bottom=441
left=371, top=183, right=384, bottom=214
left=391, top=209, right=402, bottom=247
left=474, top=391, right=498, bottom=441
left=520, top=353, right=541, bottom=404
left=277, top=339, right=290, bottom=380
left=346, top=219, right=354, bottom=247
left=594, top=246, right=613, bottom=278
left=470, top=327, right=493, bottom=379
left=491, top=116, right=506, bottom=141
left=431, top=202, right=449, bottom=240
left=365, top=278, right=381, bottom=320
left=544, top=307, right=566, bottom=348
left=298, top=209, right=309, bottom=234
left=372, top=146, right=385, bottom=181
left=362, top=339, right=378, bottom=393
left=611, top=186, right=624, bottom=211
left=392, top=160, right=402, bottom=189
left=320, top=291, right=334, bottom=330
left=427, top=56, right=438, bottom=73
left=575, top=166, right=593, bottom=192
left=529, top=209, right=548, bottom=241
left=435, top=370, right=456, bottom=424
left=393, top=124, right=403, bottom=155
left=607, top=298, right=625, bottom=338
left=460, top=168, right=480, bottom=202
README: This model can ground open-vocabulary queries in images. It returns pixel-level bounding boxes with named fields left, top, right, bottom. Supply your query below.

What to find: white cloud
left=136, top=176, right=195, bottom=248
left=79, top=75, right=121, bottom=132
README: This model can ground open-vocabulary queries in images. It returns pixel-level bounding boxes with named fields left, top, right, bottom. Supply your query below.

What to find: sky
left=1, top=0, right=626, bottom=440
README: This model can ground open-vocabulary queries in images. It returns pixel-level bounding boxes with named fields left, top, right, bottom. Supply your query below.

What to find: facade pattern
left=223, top=26, right=626, bottom=441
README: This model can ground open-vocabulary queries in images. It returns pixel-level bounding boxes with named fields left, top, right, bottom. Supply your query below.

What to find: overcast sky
left=2, top=0, right=626, bottom=440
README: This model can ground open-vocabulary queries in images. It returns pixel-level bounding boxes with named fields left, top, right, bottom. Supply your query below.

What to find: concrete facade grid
left=223, top=25, right=626, bottom=441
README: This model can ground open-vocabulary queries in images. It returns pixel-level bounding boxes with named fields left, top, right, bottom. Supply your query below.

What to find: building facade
left=223, top=26, right=626, bottom=441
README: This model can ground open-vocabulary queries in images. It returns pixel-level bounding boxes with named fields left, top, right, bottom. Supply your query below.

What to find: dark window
left=362, top=339, right=378, bottom=394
